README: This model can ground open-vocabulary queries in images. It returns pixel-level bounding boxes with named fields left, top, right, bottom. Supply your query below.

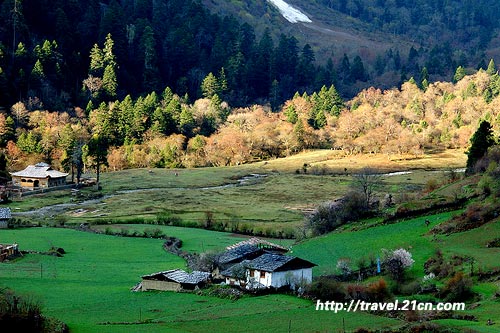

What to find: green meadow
left=2, top=149, right=499, bottom=332
left=0, top=227, right=401, bottom=333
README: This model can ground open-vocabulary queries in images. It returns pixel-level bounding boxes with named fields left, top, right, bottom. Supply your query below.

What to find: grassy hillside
left=2, top=150, right=500, bottom=332
left=9, top=149, right=466, bottom=237
left=1, top=210, right=498, bottom=332
left=0, top=228, right=401, bottom=333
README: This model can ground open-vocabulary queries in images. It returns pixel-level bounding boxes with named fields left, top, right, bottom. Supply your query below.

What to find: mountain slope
left=202, top=0, right=500, bottom=92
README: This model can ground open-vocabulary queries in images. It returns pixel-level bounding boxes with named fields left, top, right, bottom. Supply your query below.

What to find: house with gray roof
left=10, top=162, right=68, bottom=189
left=214, top=239, right=290, bottom=279
left=139, top=269, right=211, bottom=291
left=221, top=253, right=316, bottom=290
left=0, top=207, right=11, bottom=228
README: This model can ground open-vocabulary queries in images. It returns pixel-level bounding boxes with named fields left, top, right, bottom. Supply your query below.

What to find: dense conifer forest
left=1, top=0, right=500, bottom=179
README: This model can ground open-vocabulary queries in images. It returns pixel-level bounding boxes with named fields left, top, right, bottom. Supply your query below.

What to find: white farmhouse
left=221, top=253, right=316, bottom=289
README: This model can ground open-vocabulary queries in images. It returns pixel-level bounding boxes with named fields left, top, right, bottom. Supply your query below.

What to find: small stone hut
left=10, top=162, right=68, bottom=189
left=140, top=269, right=211, bottom=291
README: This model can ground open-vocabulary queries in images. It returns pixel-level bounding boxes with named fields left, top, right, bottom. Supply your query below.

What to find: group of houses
left=137, top=238, right=316, bottom=292
left=3, top=164, right=317, bottom=293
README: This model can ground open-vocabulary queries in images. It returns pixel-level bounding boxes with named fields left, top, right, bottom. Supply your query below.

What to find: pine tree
left=103, top=33, right=116, bottom=67
left=284, top=105, right=298, bottom=124
left=31, top=59, right=45, bottom=80
left=351, top=55, right=366, bottom=81
left=218, top=67, right=228, bottom=94
left=178, top=106, right=195, bottom=136
left=201, top=72, right=219, bottom=98
left=141, top=25, right=160, bottom=92
left=454, top=66, right=466, bottom=82
left=486, top=59, right=497, bottom=75
left=102, top=64, right=117, bottom=98
left=466, top=120, right=495, bottom=173
left=89, top=43, right=104, bottom=75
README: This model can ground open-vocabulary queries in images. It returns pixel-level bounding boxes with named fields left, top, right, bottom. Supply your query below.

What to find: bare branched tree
left=351, top=167, right=382, bottom=209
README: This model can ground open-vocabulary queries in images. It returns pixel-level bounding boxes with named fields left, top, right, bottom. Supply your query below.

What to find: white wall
left=270, top=268, right=313, bottom=288
left=225, top=268, right=313, bottom=289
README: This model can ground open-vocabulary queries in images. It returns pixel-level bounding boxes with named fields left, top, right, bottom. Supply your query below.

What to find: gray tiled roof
left=226, top=237, right=289, bottom=252
left=142, top=269, right=210, bottom=285
left=0, top=207, right=11, bottom=219
left=221, top=253, right=316, bottom=277
left=10, top=163, right=68, bottom=179
left=245, top=253, right=295, bottom=272
left=217, top=244, right=262, bottom=264
left=182, top=271, right=211, bottom=284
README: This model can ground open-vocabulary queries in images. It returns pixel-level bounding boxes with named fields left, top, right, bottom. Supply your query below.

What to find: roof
left=0, top=207, right=11, bottom=219
left=225, top=237, right=289, bottom=252
left=217, top=244, right=263, bottom=265
left=221, top=253, right=317, bottom=277
left=10, top=163, right=68, bottom=179
left=246, top=253, right=296, bottom=272
left=142, top=269, right=211, bottom=285
left=220, top=261, right=250, bottom=278
left=247, top=253, right=316, bottom=272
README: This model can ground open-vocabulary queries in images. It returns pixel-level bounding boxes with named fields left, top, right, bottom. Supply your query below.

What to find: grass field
left=0, top=227, right=402, bottom=333
left=9, top=149, right=466, bottom=238
left=1, top=217, right=498, bottom=332
left=4, top=148, right=498, bottom=332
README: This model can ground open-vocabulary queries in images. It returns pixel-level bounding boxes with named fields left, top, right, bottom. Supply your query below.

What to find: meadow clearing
left=1, top=149, right=499, bottom=332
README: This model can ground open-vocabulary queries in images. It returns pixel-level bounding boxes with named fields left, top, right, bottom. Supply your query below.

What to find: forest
left=1, top=0, right=500, bottom=179
left=2, top=60, right=500, bottom=179
left=2, top=0, right=499, bottom=111
left=0, top=0, right=341, bottom=110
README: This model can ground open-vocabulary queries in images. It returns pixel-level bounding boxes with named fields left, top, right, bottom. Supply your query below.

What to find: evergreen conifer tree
left=466, top=120, right=496, bottom=173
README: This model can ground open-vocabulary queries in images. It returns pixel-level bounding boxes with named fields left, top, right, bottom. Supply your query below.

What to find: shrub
left=143, top=228, right=164, bottom=238
left=424, top=249, right=454, bottom=278
left=336, top=258, right=352, bottom=280
left=425, top=178, right=440, bottom=192
left=155, top=211, right=182, bottom=225
left=346, top=284, right=368, bottom=301
left=306, top=277, right=345, bottom=301
left=439, top=272, right=474, bottom=302
left=366, top=278, right=391, bottom=301
left=382, top=248, right=415, bottom=282
left=486, top=238, right=500, bottom=247
left=305, top=190, right=368, bottom=236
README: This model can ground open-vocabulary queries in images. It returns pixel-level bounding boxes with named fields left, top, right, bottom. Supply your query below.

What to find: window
left=260, top=271, right=266, bottom=279
left=249, top=270, right=255, bottom=277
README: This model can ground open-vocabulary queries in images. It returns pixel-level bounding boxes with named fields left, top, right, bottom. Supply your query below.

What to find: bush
left=305, top=190, right=368, bottom=236
left=143, top=228, right=164, bottom=238
left=0, top=288, right=68, bottom=332
left=346, top=279, right=391, bottom=301
left=425, top=178, right=440, bottom=192
left=424, top=249, right=454, bottom=278
left=382, top=248, right=415, bottom=282
left=366, top=278, right=391, bottom=301
left=439, top=272, right=474, bottom=302
left=155, top=211, right=182, bottom=225
left=306, top=277, right=345, bottom=301
left=431, top=200, right=500, bottom=234
left=197, top=285, right=243, bottom=301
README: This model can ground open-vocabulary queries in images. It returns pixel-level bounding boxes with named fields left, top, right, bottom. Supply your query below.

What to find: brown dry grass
left=256, top=149, right=466, bottom=173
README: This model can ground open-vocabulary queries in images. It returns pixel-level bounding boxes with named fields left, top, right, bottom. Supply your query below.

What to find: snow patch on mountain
left=267, top=0, right=312, bottom=23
